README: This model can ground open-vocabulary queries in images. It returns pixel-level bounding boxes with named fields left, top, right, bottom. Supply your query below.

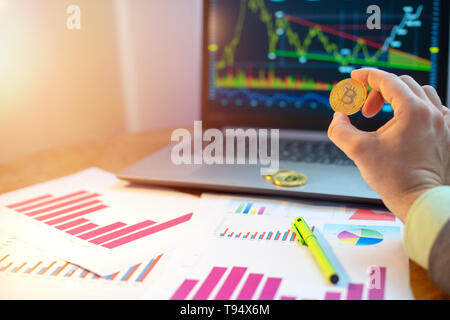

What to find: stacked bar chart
left=230, top=201, right=269, bottom=216
left=219, top=227, right=298, bottom=243
left=170, top=266, right=282, bottom=300
left=0, top=251, right=162, bottom=284
left=5, top=190, right=193, bottom=249
left=170, top=265, right=387, bottom=300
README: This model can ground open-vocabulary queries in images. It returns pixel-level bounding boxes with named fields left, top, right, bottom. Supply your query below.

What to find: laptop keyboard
left=200, top=137, right=355, bottom=166
left=279, top=139, right=355, bottom=166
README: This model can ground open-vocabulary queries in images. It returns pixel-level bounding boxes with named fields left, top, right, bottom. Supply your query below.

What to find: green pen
left=291, top=217, right=339, bottom=284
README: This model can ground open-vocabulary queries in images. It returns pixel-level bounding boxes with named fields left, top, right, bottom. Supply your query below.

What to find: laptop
left=118, top=0, right=449, bottom=205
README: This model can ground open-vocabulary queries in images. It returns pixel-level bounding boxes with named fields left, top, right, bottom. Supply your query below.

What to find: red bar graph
left=173, top=266, right=284, bottom=300
left=18, top=191, right=89, bottom=213
left=26, top=194, right=100, bottom=218
left=5, top=191, right=194, bottom=251
left=44, top=204, right=108, bottom=225
left=6, top=194, right=52, bottom=209
left=35, top=200, right=102, bottom=221
left=77, top=222, right=127, bottom=240
left=89, top=220, right=157, bottom=245
left=66, top=223, right=99, bottom=235
left=56, top=218, right=89, bottom=230
left=102, top=213, right=193, bottom=249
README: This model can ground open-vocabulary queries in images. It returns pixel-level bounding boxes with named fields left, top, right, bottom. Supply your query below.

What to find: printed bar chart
left=171, top=265, right=283, bottom=300
left=16, top=191, right=89, bottom=213
left=44, top=204, right=107, bottom=225
left=101, top=213, right=194, bottom=249
left=192, top=267, right=227, bottom=300
left=219, top=227, right=298, bottom=243
left=170, top=264, right=388, bottom=300
left=232, top=201, right=268, bottom=215
left=5, top=191, right=193, bottom=250
left=56, top=218, right=89, bottom=231
left=88, top=220, right=157, bottom=245
left=236, top=273, right=264, bottom=300
left=77, top=222, right=127, bottom=240
left=214, top=267, right=247, bottom=300
left=0, top=250, right=163, bottom=284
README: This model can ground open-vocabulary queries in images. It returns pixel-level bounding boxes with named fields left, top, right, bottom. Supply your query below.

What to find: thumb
left=328, top=112, right=373, bottom=160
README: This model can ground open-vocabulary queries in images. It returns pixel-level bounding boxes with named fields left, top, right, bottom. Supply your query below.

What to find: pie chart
left=337, top=228, right=383, bottom=246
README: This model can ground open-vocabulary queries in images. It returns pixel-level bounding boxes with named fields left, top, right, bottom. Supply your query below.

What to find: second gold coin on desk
left=272, top=170, right=308, bottom=187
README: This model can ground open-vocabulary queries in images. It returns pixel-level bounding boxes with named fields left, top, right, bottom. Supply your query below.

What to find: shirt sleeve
left=403, top=186, right=450, bottom=269
left=428, top=220, right=450, bottom=295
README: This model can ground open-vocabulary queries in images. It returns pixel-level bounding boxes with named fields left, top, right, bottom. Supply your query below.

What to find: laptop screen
left=203, top=0, right=448, bottom=130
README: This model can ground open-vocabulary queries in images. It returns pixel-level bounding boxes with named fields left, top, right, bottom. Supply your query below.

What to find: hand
left=328, top=68, right=450, bottom=222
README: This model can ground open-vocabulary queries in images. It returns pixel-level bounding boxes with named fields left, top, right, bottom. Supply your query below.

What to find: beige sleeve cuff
left=404, top=186, right=450, bottom=269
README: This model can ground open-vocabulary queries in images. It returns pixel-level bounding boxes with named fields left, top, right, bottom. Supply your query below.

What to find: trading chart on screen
left=206, top=0, right=443, bottom=117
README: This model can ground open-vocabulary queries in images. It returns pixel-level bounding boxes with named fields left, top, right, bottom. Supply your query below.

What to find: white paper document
left=0, top=232, right=170, bottom=299
left=148, top=193, right=413, bottom=300
left=0, top=168, right=201, bottom=276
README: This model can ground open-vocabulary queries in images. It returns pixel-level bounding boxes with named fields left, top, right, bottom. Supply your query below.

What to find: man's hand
left=328, top=68, right=450, bottom=222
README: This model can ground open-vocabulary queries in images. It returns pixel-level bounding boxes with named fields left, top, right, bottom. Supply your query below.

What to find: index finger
left=351, top=68, right=414, bottom=113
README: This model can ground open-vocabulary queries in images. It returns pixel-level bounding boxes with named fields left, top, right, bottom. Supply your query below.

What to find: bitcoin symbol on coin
left=329, top=78, right=367, bottom=115
left=262, top=169, right=308, bottom=187
left=272, top=170, right=308, bottom=187
left=340, top=86, right=357, bottom=105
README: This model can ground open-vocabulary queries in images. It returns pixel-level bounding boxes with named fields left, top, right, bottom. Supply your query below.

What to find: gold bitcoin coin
left=262, top=169, right=291, bottom=181
left=329, top=78, right=367, bottom=115
left=272, top=170, right=308, bottom=187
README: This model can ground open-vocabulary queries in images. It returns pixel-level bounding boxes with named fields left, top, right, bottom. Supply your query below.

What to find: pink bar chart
left=5, top=190, right=193, bottom=250
left=171, top=265, right=283, bottom=300
left=170, top=265, right=388, bottom=300
left=321, top=266, right=387, bottom=300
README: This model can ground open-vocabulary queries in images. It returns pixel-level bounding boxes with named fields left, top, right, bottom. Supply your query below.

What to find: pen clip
left=291, top=222, right=306, bottom=246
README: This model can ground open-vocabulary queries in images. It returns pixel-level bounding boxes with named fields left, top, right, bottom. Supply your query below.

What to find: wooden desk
left=0, top=129, right=448, bottom=300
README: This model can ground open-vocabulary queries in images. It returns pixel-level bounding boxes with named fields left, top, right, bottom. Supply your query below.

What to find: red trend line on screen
left=284, top=14, right=384, bottom=50
left=283, top=14, right=430, bottom=64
